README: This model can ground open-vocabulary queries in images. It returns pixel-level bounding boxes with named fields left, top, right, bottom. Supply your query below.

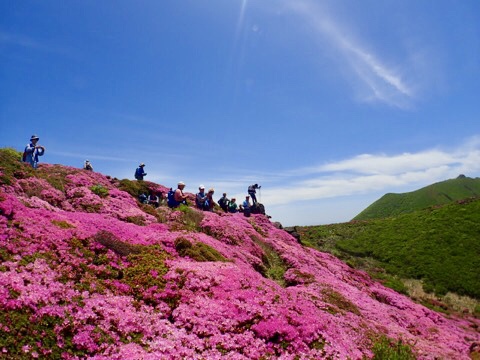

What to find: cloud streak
left=285, top=0, right=414, bottom=108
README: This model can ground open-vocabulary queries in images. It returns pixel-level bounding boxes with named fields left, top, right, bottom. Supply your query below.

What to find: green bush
left=176, top=205, right=204, bottom=232
left=90, top=184, right=109, bottom=198
left=118, top=179, right=150, bottom=199
left=252, top=236, right=288, bottom=287
left=371, top=335, right=416, bottom=360
left=174, top=237, right=228, bottom=262
left=0, top=148, right=34, bottom=185
left=321, top=287, right=361, bottom=315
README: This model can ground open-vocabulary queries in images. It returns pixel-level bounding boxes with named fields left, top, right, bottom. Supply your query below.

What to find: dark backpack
left=167, top=188, right=178, bottom=208
left=134, top=167, right=142, bottom=179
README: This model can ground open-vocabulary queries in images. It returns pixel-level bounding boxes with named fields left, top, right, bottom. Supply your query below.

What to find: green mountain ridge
left=353, top=175, right=480, bottom=221
left=298, top=196, right=480, bottom=316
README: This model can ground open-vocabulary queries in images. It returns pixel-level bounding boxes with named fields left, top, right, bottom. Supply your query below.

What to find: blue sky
left=1, top=0, right=479, bottom=226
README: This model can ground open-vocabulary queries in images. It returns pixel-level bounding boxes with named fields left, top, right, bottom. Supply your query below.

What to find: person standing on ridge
left=84, top=160, right=93, bottom=171
left=135, top=163, right=147, bottom=180
left=248, top=183, right=261, bottom=204
left=23, top=135, right=45, bottom=169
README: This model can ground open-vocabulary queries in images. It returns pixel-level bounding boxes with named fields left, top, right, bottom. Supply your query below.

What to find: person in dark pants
left=135, top=163, right=147, bottom=180
left=248, top=184, right=261, bottom=204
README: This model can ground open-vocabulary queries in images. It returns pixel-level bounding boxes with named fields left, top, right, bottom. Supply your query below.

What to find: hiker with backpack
left=23, top=135, right=45, bottom=169
left=218, top=193, right=229, bottom=212
left=84, top=160, right=93, bottom=171
left=135, top=163, right=147, bottom=180
left=167, top=181, right=188, bottom=208
left=196, top=185, right=209, bottom=210
left=248, top=184, right=261, bottom=204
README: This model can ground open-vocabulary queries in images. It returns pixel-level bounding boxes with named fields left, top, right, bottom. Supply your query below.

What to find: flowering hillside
left=0, top=149, right=479, bottom=359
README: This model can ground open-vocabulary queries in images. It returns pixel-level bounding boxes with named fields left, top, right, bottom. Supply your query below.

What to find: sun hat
left=139, top=163, right=145, bottom=167
left=178, top=181, right=185, bottom=186
left=30, top=135, right=39, bottom=141
left=199, top=184, right=205, bottom=189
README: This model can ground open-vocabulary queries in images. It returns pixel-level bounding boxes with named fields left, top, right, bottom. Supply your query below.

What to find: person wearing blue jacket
left=23, top=135, right=45, bottom=169
left=135, top=163, right=147, bottom=180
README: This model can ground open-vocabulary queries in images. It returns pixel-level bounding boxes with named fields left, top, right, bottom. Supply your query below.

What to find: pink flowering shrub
left=0, top=151, right=479, bottom=359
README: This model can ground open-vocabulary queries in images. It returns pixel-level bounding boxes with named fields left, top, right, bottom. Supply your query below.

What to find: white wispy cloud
left=284, top=0, right=414, bottom=108
left=251, top=138, right=480, bottom=206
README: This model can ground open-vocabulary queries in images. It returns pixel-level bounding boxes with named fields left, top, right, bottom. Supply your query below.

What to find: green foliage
left=354, top=176, right=480, bottom=220
left=140, top=203, right=168, bottom=223
left=371, top=335, right=416, bottom=360
left=174, top=237, right=229, bottom=262
left=123, top=245, right=170, bottom=303
left=176, top=204, right=204, bottom=232
left=0, top=147, right=34, bottom=185
left=474, top=304, right=480, bottom=318
left=299, top=198, right=480, bottom=299
left=93, top=230, right=142, bottom=257
left=51, top=219, right=75, bottom=229
left=36, top=164, right=77, bottom=192
left=0, top=308, right=80, bottom=359
left=125, top=215, right=146, bottom=226
left=369, top=272, right=409, bottom=295
left=321, top=287, right=361, bottom=315
left=118, top=178, right=150, bottom=199
left=90, top=184, right=109, bottom=198
left=252, top=236, right=289, bottom=287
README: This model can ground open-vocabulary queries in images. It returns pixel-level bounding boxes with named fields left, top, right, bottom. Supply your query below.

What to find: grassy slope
left=353, top=176, right=480, bottom=220
left=299, top=197, right=480, bottom=302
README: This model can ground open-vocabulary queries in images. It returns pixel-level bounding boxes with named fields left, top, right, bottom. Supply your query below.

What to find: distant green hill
left=353, top=175, right=480, bottom=221
left=298, top=197, right=480, bottom=303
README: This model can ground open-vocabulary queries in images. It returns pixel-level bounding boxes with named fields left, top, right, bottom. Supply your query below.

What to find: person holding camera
left=23, top=135, right=46, bottom=169
left=248, top=183, right=261, bottom=204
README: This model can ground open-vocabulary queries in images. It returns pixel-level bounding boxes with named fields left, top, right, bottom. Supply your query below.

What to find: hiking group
left=20, top=135, right=266, bottom=216
left=131, top=159, right=264, bottom=216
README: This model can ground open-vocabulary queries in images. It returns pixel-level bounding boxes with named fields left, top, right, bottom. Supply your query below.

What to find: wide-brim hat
left=178, top=181, right=185, bottom=186
left=30, top=135, right=39, bottom=141
left=139, top=163, right=145, bottom=167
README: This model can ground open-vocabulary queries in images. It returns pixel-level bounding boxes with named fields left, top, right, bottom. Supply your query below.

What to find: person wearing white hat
left=196, top=185, right=208, bottom=210
left=174, top=181, right=188, bottom=205
left=23, top=135, right=45, bottom=169
left=134, top=163, right=147, bottom=180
